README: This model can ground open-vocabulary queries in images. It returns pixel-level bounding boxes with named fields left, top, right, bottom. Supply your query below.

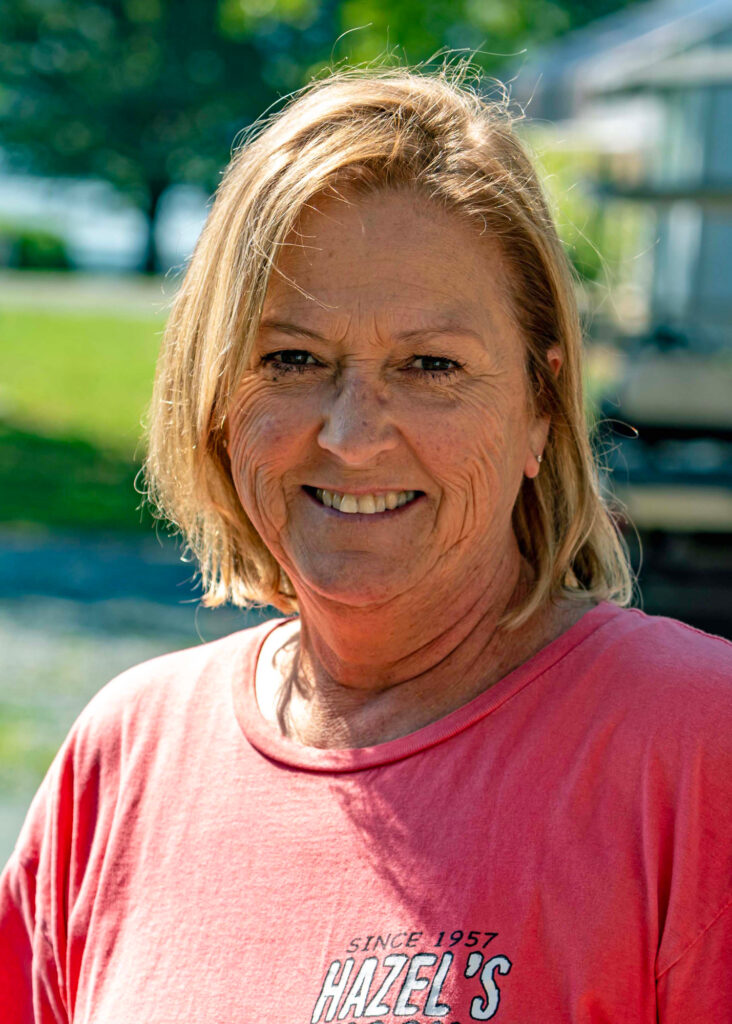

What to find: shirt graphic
left=311, top=928, right=512, bottom=1022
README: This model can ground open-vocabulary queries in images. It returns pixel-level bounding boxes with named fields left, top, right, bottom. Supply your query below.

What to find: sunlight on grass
left=0, top=308, right=165, bottom=454
left=0, top=305, right=166, bottom=530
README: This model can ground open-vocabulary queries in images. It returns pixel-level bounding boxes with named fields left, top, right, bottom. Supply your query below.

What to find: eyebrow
left=394, top=324, right=484, bottom=344
left=258, top=319, right=329, bottom=342
left=258, top=318, right=485, bottom=345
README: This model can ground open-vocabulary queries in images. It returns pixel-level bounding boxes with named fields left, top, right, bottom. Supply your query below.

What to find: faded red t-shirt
left=1, top=603, right=731, bottom=1023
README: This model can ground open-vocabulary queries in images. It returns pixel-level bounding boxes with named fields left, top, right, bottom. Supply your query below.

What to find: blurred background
left=1, top=0, right=731, bottom=860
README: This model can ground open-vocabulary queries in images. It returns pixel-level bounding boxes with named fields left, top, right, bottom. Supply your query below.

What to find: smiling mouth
left=303, top=486, right=422, bottom=515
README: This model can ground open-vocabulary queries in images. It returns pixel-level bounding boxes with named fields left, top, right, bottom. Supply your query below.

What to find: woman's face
left=228, top=188, right=553, bottom=608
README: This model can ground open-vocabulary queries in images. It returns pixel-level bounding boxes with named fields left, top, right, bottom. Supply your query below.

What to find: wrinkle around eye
left=260, top=349, right=322, bottom=369
left=405, top=355, right=463, bottom=377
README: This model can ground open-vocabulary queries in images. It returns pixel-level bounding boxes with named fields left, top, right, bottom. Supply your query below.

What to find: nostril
left=316, top=421, right=399, bottom=461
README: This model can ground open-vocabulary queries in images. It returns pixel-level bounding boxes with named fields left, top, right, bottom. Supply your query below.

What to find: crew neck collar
left=231, top=602, right=624, bottom=773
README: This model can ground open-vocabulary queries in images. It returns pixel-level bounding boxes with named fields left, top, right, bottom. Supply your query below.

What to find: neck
left=259, top=545, right=590, bottom=749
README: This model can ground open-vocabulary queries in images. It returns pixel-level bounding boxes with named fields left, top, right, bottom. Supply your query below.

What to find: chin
left=291, top=556, right=417, bottom=609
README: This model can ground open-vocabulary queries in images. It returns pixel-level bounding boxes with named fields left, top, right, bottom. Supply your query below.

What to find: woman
left=1, top=66, right=730, bottom=1023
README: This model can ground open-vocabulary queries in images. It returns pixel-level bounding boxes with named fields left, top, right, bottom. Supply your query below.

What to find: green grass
left=0, top=308, right=165, bottom=451
left=0, top=420, right=154, bottom=530
left=0, top=307, right=165, bottom=531
left=0, top=706, right=62, bottom=797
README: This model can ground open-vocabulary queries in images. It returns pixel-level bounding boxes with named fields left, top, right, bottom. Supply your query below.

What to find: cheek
left=227, top=381, right=307, bottom=537
left=415, top=390, right=530, bottom=539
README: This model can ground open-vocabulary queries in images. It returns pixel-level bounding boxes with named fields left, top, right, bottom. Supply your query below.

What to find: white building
left=514, top=0, right=732, bottom=347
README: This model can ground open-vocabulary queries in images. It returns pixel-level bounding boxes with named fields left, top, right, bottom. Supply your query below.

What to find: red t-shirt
left=1, top=603, right=730, bottom=1023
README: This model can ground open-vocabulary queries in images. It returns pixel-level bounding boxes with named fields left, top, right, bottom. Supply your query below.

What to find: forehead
left=260, top=188, right=515, bottom=336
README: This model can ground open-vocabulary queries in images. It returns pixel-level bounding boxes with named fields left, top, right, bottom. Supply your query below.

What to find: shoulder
left=58, top=618, right=280, bottom=763
left=619, top=605, right=731, bottom=667
left=590, top=611, right=732, bottom=975
left=9, top=619, right=280, bottom=866
left=546, top=604, right=732, bottom=788
left=567, top=609, right=732, bottom=865
left=87, top=620, right=259, bottom=702
left=579, top=604, right=732, bottom=711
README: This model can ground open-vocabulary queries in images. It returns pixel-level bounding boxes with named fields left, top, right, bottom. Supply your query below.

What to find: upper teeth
left=315, top=489, right=417, bottom=514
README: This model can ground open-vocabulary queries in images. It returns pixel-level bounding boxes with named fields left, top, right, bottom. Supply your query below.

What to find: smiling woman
left=144, top=72, right=630, bottom=624
left=225, top=188, right=558, bottom=626
left=2, top=64, right=731, bottom=1024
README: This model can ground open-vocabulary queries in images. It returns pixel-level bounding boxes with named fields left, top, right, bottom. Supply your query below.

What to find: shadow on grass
left=0, top=418, right=153, bottom=532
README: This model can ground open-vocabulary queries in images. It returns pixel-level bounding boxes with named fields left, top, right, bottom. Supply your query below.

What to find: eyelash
left=409, top=355, right=463, bottom=378
left=260, top=350, right=463, bottom=379
left=260, top=350, right=319, bottom=374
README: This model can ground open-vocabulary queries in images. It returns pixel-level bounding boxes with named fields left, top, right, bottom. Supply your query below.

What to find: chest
left=68, top=750, right=659, bottom=1023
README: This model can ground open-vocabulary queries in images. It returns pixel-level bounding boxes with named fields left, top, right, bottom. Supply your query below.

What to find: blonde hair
left=144, top=61, right=633, bottom=624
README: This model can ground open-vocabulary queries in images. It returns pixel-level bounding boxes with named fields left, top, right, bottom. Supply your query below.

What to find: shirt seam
left=409, top=604, right=629, bottom=750
left=655, top=895, right=732, bottom=981
left=625, top=606, right=732, bottom=651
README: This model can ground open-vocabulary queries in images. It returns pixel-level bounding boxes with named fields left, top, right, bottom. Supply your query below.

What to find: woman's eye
left=410, top=355, right=462, bottom=375
left=261, top=349, right=319, bottom=372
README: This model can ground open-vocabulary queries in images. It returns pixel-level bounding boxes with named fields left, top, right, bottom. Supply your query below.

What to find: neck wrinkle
left=272, top=546, right=555, bottom=749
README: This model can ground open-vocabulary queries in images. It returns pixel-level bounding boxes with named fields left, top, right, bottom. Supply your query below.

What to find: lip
left=302, top=486, right=425, bottom=515
left=304, top=485, right=423, bottom=497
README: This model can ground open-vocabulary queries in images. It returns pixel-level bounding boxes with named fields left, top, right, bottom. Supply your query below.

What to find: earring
left=535, top=453, right=543, bottom=464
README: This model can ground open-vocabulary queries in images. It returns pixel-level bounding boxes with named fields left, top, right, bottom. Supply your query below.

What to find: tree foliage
left=0, top=0, right=644, bottom=270
left=0, top=0, right=277, bottom=268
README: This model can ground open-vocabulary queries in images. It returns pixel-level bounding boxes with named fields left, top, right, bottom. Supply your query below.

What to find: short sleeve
left=0, top=640, right=225, bottom=1023
left=656, top=899, right=732, bottom=1023
left=0, top=743, right=74, bottom=1023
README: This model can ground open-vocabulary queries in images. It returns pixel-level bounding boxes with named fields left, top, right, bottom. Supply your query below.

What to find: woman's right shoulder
left=78, top=617, right=282, bottom=729
left=42, top=617, right=281, bottom=778
left=7, top=619, right=283, bottom=867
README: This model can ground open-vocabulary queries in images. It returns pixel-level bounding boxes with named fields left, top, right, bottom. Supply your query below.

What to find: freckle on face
left=227, top=188, right=540, bottom=608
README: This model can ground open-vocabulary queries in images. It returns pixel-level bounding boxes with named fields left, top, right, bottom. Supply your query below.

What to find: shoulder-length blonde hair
left=145, top=62, right=633, bottom=624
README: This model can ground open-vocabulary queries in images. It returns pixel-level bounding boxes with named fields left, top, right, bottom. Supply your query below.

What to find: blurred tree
left=226, top=0, right=647, bottom=82
left=0, top=0, right=280, bottom=272
left=0, top=0, right=643, bottom=272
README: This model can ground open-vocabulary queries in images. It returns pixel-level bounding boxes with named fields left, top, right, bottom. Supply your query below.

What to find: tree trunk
left=141, top=180, right=167, bottom=275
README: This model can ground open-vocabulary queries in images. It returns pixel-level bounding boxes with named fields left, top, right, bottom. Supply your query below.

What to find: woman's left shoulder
left=588, top=603, right=731, bottom=689
left=578, top=605, right=732, bottom=745
left=594, top=610, right=732, bottom=991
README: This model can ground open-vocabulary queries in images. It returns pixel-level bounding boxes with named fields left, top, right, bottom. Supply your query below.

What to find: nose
left=317, top=373, right=399, bottom=465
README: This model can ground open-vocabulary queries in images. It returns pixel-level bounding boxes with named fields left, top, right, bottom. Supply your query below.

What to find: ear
left=546, top=346, right=562, bottom=379
left=524, top=345, right=562, bottom=480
